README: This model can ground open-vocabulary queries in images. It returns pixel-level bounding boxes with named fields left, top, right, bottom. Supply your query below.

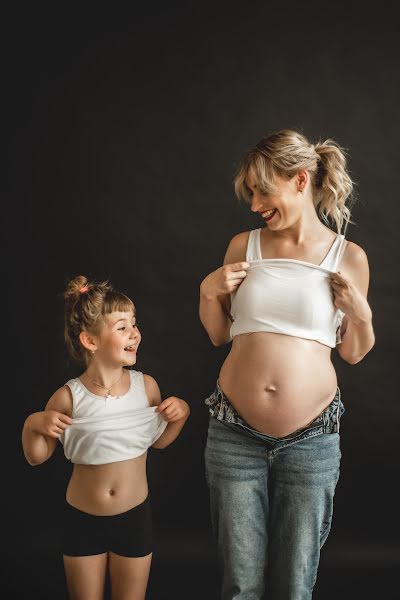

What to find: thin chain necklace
left=84, top=370, right=125, bottom=399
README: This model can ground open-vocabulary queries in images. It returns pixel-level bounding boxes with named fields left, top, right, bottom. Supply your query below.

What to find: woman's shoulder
left=224, top=229, right=255, bottom=264
left=342, top=240, right=369, bottom=270
left=340, top=240, right=370, bottom=291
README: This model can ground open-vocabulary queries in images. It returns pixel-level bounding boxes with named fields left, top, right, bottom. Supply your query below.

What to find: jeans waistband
left=205, top=381, right=344, bottom=445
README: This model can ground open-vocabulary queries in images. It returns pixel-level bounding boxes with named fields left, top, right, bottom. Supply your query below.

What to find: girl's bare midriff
left=66, top=452, right=148, bottom=516
left=219, top=332, right=337, bottom=438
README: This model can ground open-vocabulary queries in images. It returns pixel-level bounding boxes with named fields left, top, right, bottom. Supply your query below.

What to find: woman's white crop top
left=230, top=228, right=346, bottom=348
left=59, top=370, right=167, bottom=465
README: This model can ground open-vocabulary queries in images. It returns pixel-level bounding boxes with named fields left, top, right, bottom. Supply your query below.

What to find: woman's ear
left=79, top=331, right=97, bottom=353
left=296, top=169, right=309, bottom=192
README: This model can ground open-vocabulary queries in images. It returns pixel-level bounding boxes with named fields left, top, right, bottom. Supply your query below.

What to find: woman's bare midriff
left=66, top=452, right=148, bottom=516
left=218, top=332, right=338, bottom=437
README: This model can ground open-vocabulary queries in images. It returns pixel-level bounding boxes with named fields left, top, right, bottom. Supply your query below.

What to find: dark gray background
left=5, top=2, right=399, bottom=598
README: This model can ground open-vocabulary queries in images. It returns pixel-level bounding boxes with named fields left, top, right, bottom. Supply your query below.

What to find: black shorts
left=62, top=495, right=152, bottom=557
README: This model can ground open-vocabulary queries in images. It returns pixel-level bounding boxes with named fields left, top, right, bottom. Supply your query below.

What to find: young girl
left=22, top=275, right=190, bottom=600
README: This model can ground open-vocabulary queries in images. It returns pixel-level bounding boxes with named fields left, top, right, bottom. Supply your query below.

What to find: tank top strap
left=246, top=228, right=262, bottom=262
left=335, top=236, right=348, bottom=271
left=129, top=369, right=145, bottom=391
left=320, top=234, right=347, bottom=271
left=64, top=378, right=79, bottom=417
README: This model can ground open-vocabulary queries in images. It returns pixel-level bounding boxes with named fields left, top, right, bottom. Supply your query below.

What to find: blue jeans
left=204, top=383, right=344, bottom=600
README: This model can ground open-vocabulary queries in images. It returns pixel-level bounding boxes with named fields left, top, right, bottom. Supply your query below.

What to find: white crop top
left=59, top=370, right=167, bottom=465
left=230, top=228, right=346, bottom=348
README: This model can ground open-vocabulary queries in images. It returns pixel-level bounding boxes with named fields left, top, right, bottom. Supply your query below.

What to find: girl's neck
left=83, top=366, right=125, bottom=389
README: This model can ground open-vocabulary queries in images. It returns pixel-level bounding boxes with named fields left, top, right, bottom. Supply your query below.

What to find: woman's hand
left=200, top=262, right=250, bottom=299
left=25, top=410, right=73, bottom=438
left=331, top=271, right=372, bottom=324
left=156, top=397, right=190, bottom=422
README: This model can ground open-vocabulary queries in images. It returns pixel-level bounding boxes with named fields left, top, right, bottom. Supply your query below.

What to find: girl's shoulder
left=45, top=384, right=73, bottom=417
left=141, top=373, right=162, bottom=407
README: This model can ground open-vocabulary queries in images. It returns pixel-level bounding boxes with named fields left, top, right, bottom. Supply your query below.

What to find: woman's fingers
left=229, top=262, right=250, bottom=271
left=223, top=263, right=250, bottom=291
left=228, top=277, right=247, bottom=286
left=228, top=271, right=248, bottom=280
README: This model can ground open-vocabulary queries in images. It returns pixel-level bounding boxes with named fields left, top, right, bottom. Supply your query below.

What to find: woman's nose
left=251, top=194, right=263, bottom=212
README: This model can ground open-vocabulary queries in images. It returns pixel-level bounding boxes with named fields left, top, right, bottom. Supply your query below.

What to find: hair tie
left=79, top=286, right=89, bottom=294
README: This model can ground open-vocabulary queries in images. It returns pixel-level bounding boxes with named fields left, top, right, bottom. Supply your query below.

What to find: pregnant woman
left=199, top=129, right=375, bottom=600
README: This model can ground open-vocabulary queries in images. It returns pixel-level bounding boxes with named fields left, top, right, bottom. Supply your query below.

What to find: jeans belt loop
left=335, top=389, right=341, bottom=433
left=217, top=391, right=225, bottom=420
left=323, top=403, right=327, bottom=433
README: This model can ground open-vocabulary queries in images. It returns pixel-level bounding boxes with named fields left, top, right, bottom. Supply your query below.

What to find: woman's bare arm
left=332, top=242, right=375, bottom=364
left=199, top=232, right=250, bottom=346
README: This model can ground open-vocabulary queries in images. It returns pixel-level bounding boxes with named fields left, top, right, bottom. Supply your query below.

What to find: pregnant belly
left=218, top=332, right=338, bottom=437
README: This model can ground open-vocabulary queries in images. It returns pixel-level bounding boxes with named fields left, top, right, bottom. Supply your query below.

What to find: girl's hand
left=156, top=397, right=190, bottom=422
left=26, top=410, right=73, bottom=438
left=331, top=271, right=372, bottom=324
left=200, top=262, right=250, bottom=299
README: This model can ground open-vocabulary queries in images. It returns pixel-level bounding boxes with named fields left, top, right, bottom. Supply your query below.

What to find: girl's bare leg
left=109, top=552, right=152, bottom=600
left=63, top=553, right=108, bottom=600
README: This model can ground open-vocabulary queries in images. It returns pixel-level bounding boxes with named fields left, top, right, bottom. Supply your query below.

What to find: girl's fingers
left=166, top=412, right=179, bottom=421
left=157, top=399, right=174, bottom=412
left=58, top=414, right=73, bottom=425
left=167, top=412, right=181, bottom=421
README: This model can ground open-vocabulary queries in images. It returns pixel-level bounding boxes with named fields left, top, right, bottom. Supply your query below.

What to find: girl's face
left=93, top=310, right=141, bottom=367
left=247, top=171, right=306, bottom=231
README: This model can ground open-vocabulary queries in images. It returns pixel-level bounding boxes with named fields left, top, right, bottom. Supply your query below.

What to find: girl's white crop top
left=59, top=370, right=167, bottom=465
left=230, top=228, right=346, bottom=348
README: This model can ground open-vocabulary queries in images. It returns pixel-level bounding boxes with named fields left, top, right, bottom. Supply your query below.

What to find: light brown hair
left=234, top=128, right=355, bottom=233
left=63, top=275, right=134, bottom=364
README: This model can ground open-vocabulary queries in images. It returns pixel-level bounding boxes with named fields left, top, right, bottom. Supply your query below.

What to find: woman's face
left=246, top=170, right=306, bottom=231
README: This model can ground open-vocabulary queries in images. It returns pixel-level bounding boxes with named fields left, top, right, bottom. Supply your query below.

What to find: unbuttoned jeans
left=204, top=383, right=344, bottom=600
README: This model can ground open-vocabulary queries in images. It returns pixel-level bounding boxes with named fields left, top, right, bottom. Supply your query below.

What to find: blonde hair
left=64, top=275, right=135, bottom=364
left=234, top=128, right=355, bottom=234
